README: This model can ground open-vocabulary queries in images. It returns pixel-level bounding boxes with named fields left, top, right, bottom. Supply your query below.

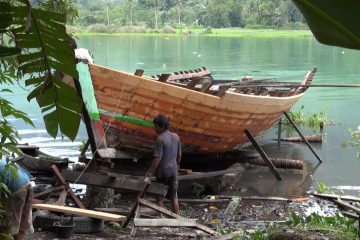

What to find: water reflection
left=220, top=142, right=318, bottom=199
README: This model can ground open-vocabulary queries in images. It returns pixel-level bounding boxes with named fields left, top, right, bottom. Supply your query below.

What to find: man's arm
left=176, top=150, right=182, bottom=165
left=146, top=157, right=161, bottom=177
left=176, top=135, right=182, bottom=166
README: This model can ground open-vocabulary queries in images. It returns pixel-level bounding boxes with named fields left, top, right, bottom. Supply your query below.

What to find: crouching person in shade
left=0, top=159, right=34, bottom=240
left=145, top=115, right=182, bottom=218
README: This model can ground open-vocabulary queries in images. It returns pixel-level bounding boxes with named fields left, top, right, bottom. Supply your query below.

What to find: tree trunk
left=106, top=0, right=110, bottom=26
left=154, top=9, right=158, bottom=29
left=178, top=8, right=181, bottom=26
left=86, top=185, right=114, bottom=210
left=131, top=8, right=133, bottom=27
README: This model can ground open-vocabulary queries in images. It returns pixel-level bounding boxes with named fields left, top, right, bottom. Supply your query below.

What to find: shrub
left=163, top=26, right=176, bottom=34
left=109, top=26, right=121, bottom=34
left=181, top=29, right=189, bottom=35
left=66, top=25, right=82, bottom=33
left=87, top=24, right=108, bottom=33
left=149, top=29, right=161, bottom=33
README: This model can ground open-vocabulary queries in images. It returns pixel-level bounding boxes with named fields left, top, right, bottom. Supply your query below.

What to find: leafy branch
left=0, top=0, right=83, bottom=141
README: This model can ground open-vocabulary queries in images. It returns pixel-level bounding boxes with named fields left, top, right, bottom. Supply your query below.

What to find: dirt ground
left=26, top=194, right=342, bottom=240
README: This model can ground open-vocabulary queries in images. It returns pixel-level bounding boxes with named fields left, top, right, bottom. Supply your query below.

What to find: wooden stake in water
left=283, top=112, right=323, bottom=163
left=278, top=117, right=282, bottom=142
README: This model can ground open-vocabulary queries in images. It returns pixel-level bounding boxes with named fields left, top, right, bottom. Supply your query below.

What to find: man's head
left=153, top=114, right=169, bottom=134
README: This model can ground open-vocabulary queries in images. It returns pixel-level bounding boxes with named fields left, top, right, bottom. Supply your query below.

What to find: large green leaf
left=0, top=2, right=83, bottom=141
left=0, top=3, right=22, bottom=57
left=292, top=0, right=360, bottom=50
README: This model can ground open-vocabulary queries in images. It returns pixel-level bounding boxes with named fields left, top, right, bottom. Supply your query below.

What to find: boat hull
left=12, top=149, right=72, bottom=173
left=84, top=64, right=306, bottom=154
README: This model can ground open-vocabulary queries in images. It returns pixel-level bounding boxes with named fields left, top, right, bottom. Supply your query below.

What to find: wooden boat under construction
left=10, top=145, right=73, bottom=173
left=78, top=63, right=317, bottom=158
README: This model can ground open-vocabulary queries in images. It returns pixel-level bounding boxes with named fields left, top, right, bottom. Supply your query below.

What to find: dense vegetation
left=67, top=0, right=309, bottom=33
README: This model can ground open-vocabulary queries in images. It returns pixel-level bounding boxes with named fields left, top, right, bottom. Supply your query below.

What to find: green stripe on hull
left=99, top=109, right=154, bottom=128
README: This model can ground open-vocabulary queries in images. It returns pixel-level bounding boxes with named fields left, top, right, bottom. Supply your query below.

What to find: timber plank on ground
left=61, top=170, right=167, bottom=195
left=32, top=204, right=126, bottom=222
left=134, top=219, right=198, bottom=227
left=333, top=200, right=360, bottom=215
left=95, top=207, right=156, bottom=215
left=313, top=193, right=360, bottom=202
left=207, top=230, right=244, bottom=240
left=138, top=198, right=220, bottom=236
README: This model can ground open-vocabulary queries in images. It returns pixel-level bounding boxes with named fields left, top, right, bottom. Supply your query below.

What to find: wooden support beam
left=244, top=129, right=282, bottom=180
left=32, top=204, right=125, bottom=222
left=80, top=139, right=90, bottom=157
left=215, top=86, right=230, bottom=97
left=158, top=74, right=171, bottom=82
left=61, top=170, right=167, bottom=196
left=138, top=198, right=220, bottom=236
left=33, top=186, right=64, bottom=200
left=283, top=112, right=323, bottom=163
left=186, top=78, right=201, bottom=89
left=51, top=165, right=85, bottom=209
left=277, top=118, right=282, bottom=142
left=134, top=219, right=197, bottom=227
left=134, top=69, right=144, bottom=77
left=122, top=181, right=151, bottom=228
left=130, top=204, right=142, bottom=236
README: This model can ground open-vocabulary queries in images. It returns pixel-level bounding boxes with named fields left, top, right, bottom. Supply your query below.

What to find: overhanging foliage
left=292, top=0, right=360, bottom=50
left=0, top=0, right=82, bottom=141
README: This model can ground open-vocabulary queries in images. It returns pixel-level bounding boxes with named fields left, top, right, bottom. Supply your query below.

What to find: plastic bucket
left=53, top=221, right=75, bottom=239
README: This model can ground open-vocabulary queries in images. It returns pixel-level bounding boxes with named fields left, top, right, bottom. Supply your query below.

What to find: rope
left=54, top=73, right=130, bottom=205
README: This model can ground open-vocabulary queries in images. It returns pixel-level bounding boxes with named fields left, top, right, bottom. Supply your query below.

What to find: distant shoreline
left=71, top=29, right=312, bottom=38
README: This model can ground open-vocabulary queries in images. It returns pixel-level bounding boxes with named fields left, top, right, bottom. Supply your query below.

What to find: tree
left=172, top=0, right=183, bottom=26
left=126, top=0, right=136, bottom=27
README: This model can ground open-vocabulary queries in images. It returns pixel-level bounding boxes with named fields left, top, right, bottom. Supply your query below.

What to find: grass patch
left=104, top=226, right=126, bottom=234
left=287, top=213, right=359, bottom=240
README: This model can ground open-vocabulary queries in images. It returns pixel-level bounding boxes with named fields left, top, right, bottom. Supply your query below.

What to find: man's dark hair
left=153, top=114, right=169, bottom=130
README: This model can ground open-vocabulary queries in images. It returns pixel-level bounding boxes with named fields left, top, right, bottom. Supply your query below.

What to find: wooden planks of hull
left=88, top=64, right=312, bottom=154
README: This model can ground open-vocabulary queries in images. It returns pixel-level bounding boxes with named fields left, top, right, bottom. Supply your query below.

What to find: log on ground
left=206, top=163, right=249, bottom=192
left=242, top=157, right=303, bottom=170
left=277, top=134, right=322, bottom=142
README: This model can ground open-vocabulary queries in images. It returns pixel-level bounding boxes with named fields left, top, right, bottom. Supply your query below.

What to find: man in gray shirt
left=145, top=115, right=181, bottom=217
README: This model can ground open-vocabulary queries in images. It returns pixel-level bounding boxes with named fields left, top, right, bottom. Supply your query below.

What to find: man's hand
left=144, top=172, right=151, bottom=182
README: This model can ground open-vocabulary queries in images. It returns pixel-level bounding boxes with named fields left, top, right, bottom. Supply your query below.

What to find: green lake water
left=9, top=35, right=360, bottom=198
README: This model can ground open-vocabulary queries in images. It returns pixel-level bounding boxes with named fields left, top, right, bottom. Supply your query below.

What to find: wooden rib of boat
left=78, top=63, right=316, bottom=157
left=10, top=145, right=73, bottom=173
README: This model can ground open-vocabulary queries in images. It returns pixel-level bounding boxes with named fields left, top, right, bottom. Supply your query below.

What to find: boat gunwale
left=88, top=63, right=309, bottom=101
